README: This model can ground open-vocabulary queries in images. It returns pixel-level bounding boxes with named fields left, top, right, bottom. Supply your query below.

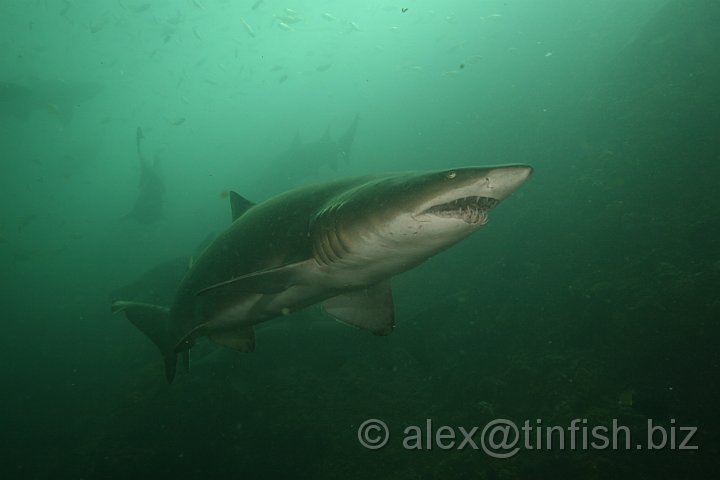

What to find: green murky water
left=1, top=0, right=718, bottom=478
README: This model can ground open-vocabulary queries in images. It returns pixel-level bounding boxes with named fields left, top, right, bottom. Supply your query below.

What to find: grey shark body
left=123, top=127, right=164, bottom=224
left=113, top=164, right=532, bottom=382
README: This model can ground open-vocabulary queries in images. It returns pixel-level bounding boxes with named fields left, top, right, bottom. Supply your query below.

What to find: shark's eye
left=446, top=171, right=457, bottom=179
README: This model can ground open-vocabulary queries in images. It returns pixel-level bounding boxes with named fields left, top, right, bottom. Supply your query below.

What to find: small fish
left=219, top=190, right=230, bottom=199
left=479, top=13, right=503, bottom=21
left=166, top=10, right=183, bottom=25
left=16, top=214, right=37, bottom=233
left=90, top=18, right=106, bottom=34
left=315, top=64, right=332, bottom=72
left=60, top=0, right=71, bottom=15
left=193, top=27, right=202, bottom=40
left=276, top=15, right=301, bottom=25
left=322, top=13, right=336, bottom=21
left=349, top=21, right=360, bottom=31
left=46, top=103, right=61, bottom=115
left=170, top=117, right=186, bottom=126
left=192, top=0, right=203, bottom=9
left=278, top=22, right=291, bottom=31
left=240, top=17, right=256, bottom=38
left=278, top=75, right=288, bottom=84
left=130, top=3, right=151, bottom=14
left=251, top=0, right=263, bottom=10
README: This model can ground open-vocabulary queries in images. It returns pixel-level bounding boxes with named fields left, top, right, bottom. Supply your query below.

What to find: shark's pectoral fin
left=111, top=300, right=178, bottom=383
left=196, top=260, right=314, bottom=296
left=209, top=326, right=256, bottom=352
left=322, top=281, right=395, bottom=335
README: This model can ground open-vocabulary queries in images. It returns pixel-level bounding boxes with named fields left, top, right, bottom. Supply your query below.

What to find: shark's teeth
left=424, top=196, right=497, bottom=224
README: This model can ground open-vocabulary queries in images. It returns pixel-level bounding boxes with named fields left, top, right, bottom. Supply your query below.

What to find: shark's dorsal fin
left=322, top=280, right=395, bottom=335
left=320, top=125, right=332, bottom=142
left=337, top=114, right=359, bottom=160
left=229, top=191, right=256, bottom=221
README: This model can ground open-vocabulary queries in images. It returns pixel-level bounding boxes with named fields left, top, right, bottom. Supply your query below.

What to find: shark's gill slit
left=328, top=228, right=346, bottom=261
left=315, top=235, right=333, bottom=266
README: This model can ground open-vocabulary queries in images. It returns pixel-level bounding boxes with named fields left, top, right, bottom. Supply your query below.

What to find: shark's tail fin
left=135, top=126, right=149, bottom=168
left=337, top=113, right=360, bottom=162
left=111, top=300, right=180, bottom=383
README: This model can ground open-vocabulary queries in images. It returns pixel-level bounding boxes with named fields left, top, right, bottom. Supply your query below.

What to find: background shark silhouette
left=257, top=114, right=359, bottom=193
left=123, top=127, right=165, bottom=224
left=0, top=79, right=102, bottom=125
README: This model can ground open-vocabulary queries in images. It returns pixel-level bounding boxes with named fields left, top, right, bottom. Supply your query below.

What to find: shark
left=112, top=164, right=532, bottom=382
left=259, top=114, right=360, bottom=192
left=110, top=233, right=216, bottom=306
left=0, top=79, right=102, bottom=124
left=123, top=127, right=165, bottom=224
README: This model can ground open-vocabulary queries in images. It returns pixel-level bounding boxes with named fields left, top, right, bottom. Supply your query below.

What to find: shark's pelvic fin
left=209, top=326, right=256, bottom=352
left=229, top=191, right=256, bottom=221
left=196, top=260, right=314, bottom=296
left=322, top=280, right=395, bottom=335
left=321, top=125, right=332, bottom=142
left=290, top=130, right=301, bottom=148
left=111, top=300, right=178, bottom=383
left=337, top=113, right=359, bottom=161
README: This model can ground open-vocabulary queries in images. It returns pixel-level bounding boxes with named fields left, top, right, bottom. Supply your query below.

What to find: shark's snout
left=413, top=164, right=533, bottom=224
left=483, top=164, right=533, bottom=201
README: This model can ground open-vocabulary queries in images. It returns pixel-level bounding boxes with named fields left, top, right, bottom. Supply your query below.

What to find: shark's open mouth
left=424, top=196, right=498, bottom=224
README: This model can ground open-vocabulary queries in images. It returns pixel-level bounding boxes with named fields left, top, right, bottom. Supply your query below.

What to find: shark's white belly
left=208, top=283, right=329, bottom=329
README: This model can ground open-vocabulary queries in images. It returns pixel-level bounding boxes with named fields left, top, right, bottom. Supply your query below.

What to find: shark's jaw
left=310, top=165, right=532, bottom=286
left=421, top=196, right=498, bottom=225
